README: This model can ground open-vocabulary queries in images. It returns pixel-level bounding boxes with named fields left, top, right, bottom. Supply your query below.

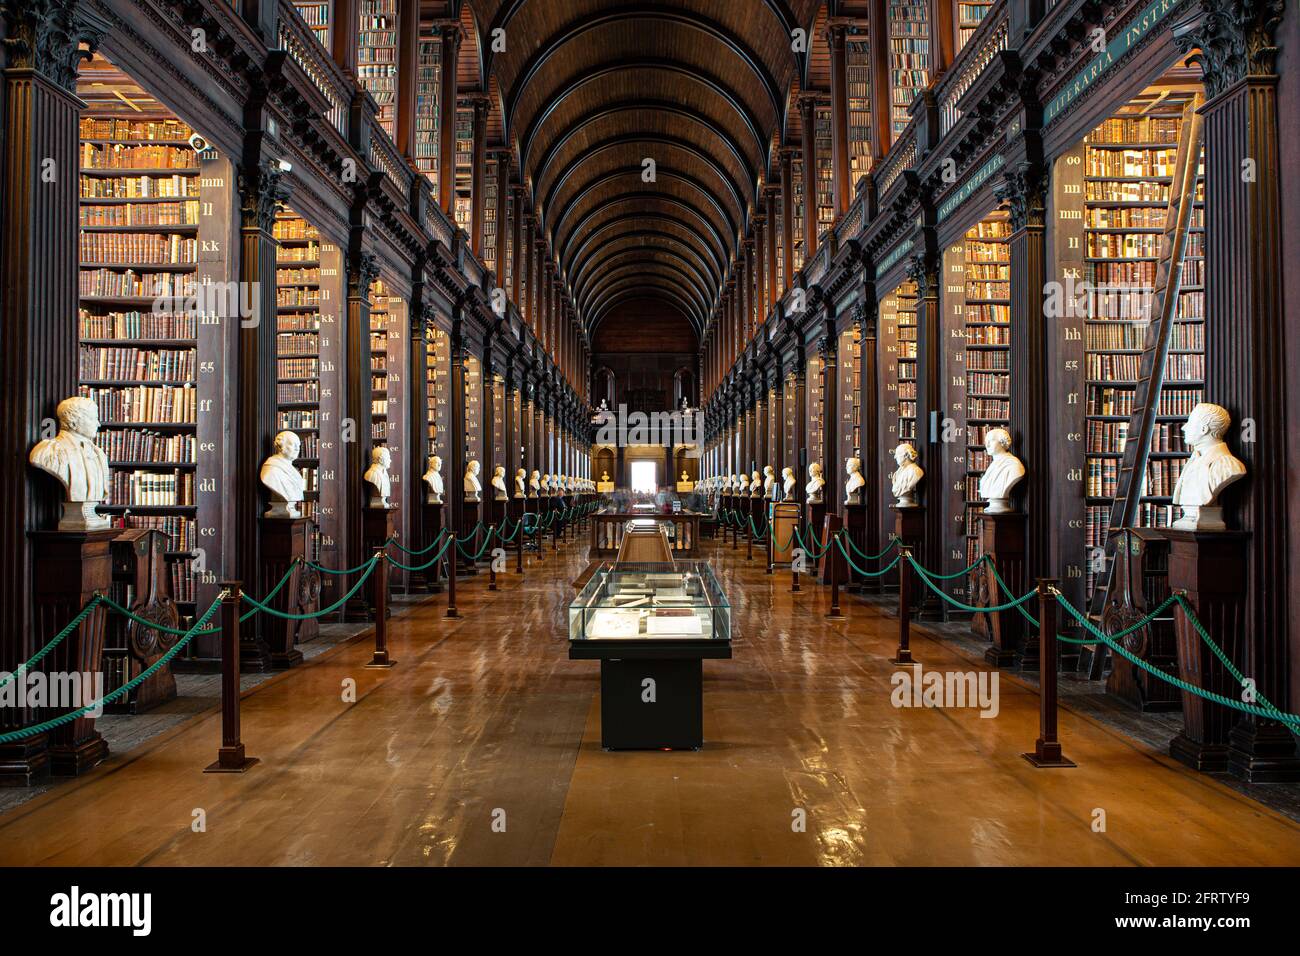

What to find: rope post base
left=892, top=549, right=915, bottom=665
left=746, top=524, right=754, bottom=562
left=365, top=555, right=395, bottom=669
left=488, top=524, right=499, bottom=591
left=825, top=532, right=845, bottom=621
left=791, top=560, right=801, bottom=593
left=446, top=536, right=459, bottom=619
left=1023, top=579, right=1076, bottom=768
left=205, top=582, right=259, bottom=774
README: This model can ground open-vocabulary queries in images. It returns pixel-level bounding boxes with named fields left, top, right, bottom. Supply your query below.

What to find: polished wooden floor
left=2, top=532, right=1298, bottom=866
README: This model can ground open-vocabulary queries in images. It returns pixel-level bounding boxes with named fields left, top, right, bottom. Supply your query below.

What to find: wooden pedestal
left=977, top=512, right=1028, bottom=669
left=892, top=505, right=925, bottom=607
left=1162, top=530, right=1250, bottom=774
left=346, top=507, right=396, bottom=621
left=28, top=529, right=116, bottom=776
left=257, top=517, right=313, bottom=669
left=461, top=500, right=481, bottom=574
left=419, top=501, right=445, bottom=592
left=103, top=528, right=179, bottom=714
left=843, top=502, right=868, bottom=592
left=818, top=512, right=847, bottom=585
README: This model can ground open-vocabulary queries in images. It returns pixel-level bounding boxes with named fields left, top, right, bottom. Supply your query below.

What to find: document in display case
left=569, top=561, right=732, bottom=750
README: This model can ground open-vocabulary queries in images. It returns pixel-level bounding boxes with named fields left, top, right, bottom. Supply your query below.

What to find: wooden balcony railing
left=277, top=0, right=349, bottom=135
left=937, top=5, right=1010, bottom=137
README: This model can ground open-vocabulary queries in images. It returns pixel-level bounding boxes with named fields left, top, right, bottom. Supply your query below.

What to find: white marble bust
left=735, top=473, right=748, bottom=495
left=423, top=454, right=444, bottom=504
left=29, top=396, right=112, bottom=531
left=491, top=465, right=508, bottom=500
left=542, top=473, right=553, bottom=496
left=464, top=459, right=482, bottom=502
left=364, top=446, right=393, bottom=509
left=750, top=470, right=762, bottom=498
left=1172, top=402, right=1247, bottom=531
left=978, top=427, right=1025, bottom=514
left=529, top=469, right=541, bottom=497
left=891, top=442, right=924, bottom=507
left=260, top=430, right=306, bottom=518
left=763, top=465, right=776, bottom=499
left=515, top=468, right=527, bottom=498
left=782, top=467, right=796, bottom=500
left=844, top=457, right=865, bottom=505
left=805, top=463, right=825, bottom=503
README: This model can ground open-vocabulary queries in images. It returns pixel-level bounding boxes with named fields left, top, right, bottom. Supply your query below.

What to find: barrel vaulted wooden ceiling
left=446, top=0, right=831, bottom=347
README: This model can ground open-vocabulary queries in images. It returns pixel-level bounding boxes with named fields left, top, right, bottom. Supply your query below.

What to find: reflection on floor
left=1, top=534, right=1298, bottom=866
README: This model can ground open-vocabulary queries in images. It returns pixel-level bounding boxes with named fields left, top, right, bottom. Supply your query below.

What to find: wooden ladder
left=1080, top=93, right=1204, bottom=679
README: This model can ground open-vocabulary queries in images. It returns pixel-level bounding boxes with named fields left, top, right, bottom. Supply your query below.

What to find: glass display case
left=569, top=561, right=731, bottom=645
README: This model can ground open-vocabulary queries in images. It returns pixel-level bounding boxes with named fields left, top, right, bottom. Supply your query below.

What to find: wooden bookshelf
left=427, top=327, right=451, bottom=461
left=956, top=1, right=992, bottom=52
left=415, top=38, right=441, bottom=190
left=790, top=156, right=806, bottom=273
left=357, top=0, right=398, bottom=140
left=369, top=278, right=390, bottom=447
left=814, top=104, right=835, bottom=240
left=1053, top=88, right=1207, bottom=606
left=453, top=103, right=474, bottom=232
left=838, top=325, right=862, bottom=468
left=76, top=58, right=222, bottom=625
left=846, top=35, right=873, bottom=190
left=273, top=211, right=323, bottom=558
left=465, top=353, right=483, bottom=466
left=483, top=155, right=499, bottom=274
left=888, top=0, right=931, bottom=143
left=292, top=0, right=332, bottom=49
left=807, top=352, right=823, bottom=475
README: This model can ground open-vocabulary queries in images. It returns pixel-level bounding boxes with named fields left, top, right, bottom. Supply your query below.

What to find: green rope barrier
left=0, top=596, right=104, bottom=690
left=102, top=559, right=301, bottom=636
left=388, top=529, right=449, bottom=556
left=1054, top=590, right=1300, bottom=733
left=840, top=534, right=901, bottom=563
left=832, top=534, right=902, bottom=578
left=242, top=555, right=378, bottom=620
left=455, top=522, right=485, bottom=544
left=905, top=554, right=1036, bottom=613
left=0, top=595, right=223, bottom=744
left=792, top=525, right=829, bottom=559
left=386, top=534, right=455, bottom=572
left=456, top=526, right=497, bottom=560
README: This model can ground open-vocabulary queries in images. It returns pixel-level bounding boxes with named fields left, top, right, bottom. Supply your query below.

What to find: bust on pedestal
left=978, top=427, right=1024, bottom=513
left=28, top=396, right=111, bottom=531
left=257, top=431, right=312, bottom=668
left=844, top=457, right=865, bottom=505
left=364, top=447, right=394, bottom=509
left=1171, top=402, right=1247, bottom=531
left=529, top=470, right=541, bottom=497
left=763, top=465, right=776, bottom=500
left=805, top=463, right=824, bottom=503
left=464, top=460, right=482, bottom=502
left=491, top=465, right=508, bottom=501
left=423, top=455, right=444, bottom=504
left=781, top=467, right=796, bottom=501
left=514, top=468, right=527, bottom=498
left=890, top=442, right=924, bottom=507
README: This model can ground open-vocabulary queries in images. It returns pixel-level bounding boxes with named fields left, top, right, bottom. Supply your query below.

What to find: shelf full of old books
left=291, top=0, right=331, bottom=49
left=358, top=0, right=398, bottom=140
left=839, top=325, right=863, bottom=469
left=846, top=34, right=873, bottom=191
left=415, top=38, right=441, bottom=191
left=888, top=0, right=931, bottom=143
left=76, top=55, right=232, bottom=637
left=1051, top=83, right=1207, bottom=609
left=427, top=327, right=452, bottom=464
left=879, top=278, right=919, bottom=525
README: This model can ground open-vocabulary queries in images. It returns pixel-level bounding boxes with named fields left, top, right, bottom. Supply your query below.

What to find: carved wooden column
left=997, top=162, right=1053, bottom=597
left=448, top=308, right=468, bottom=537
left=395, top=0, right=420, bottom=161
left=799, top=94, right=819, bottom=260
left=343, top=251, right=379, bottom=575
left=819, top=333, right=840, bottom=507
left=765, top=188, right=780, bottom=307
left=0, top=0, right=109, bottom=783
left=827, top=21, right=852, bottom=219
left=908, top=250, right=945, bottom=617
left=237, top=160, right=288, bottom=649
left=511, top=187, right=525, bottom=305
left=436, top=22, right=461, bottom=214
left=1177, top=5, right=1299, bottom=780
left=858, top=296, right=883, bottom=573
left=469, top=95, right=489, bottom=257
left=331, top=0, right=358, bottom=71
left=793, top=348, right=807, bottom=502
left=780, top=149, right=796, bottom=290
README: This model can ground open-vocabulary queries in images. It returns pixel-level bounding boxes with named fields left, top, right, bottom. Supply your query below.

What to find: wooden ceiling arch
left=461, top=0, right=826, bottom=343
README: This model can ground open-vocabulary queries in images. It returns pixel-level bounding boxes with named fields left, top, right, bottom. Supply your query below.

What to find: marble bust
left=750, top=470, right=762, bottom=498
left=364, top=446, right=392, bottom=509
left=29, top=396, right=112, bottom=531
left=763, top=465, right=776, bottom=499
left=735, top=473, right=748, bottom=495
left=978, top=427, right=1025, bottom=514
left=782, top=467, right=796, bottom=500
left=464, top=460, right=482, bottom=502
left=891, top=442, right=924, bottom=507
left=844, top=457, right=865, bottom=505
left=529, top=470, right=541, bottom=497
left=423, top=454, right=444, bottom=504
left=260, top=430, right=307, bottom=518
left=1172, top=402, right=1247, bottom=531
left=515, top=468, right=527, bottom=498
left=541, top=473, right=552, bottom=496
left=805, top=463, right=825, bottom=503
left=491, top=465, right=508, bottom=500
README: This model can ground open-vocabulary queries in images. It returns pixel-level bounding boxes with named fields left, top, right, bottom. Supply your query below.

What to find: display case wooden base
left=28, top=529, right=116, bottom=776
left=418, top=501, right=445, bottom=593
left=257, top=517, right=313, bottom=670
left=345, top=507, right=396, bottom=621
left=460, top=500, right=481, bottom=574
left=892, top=505, right=925, bottom=611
